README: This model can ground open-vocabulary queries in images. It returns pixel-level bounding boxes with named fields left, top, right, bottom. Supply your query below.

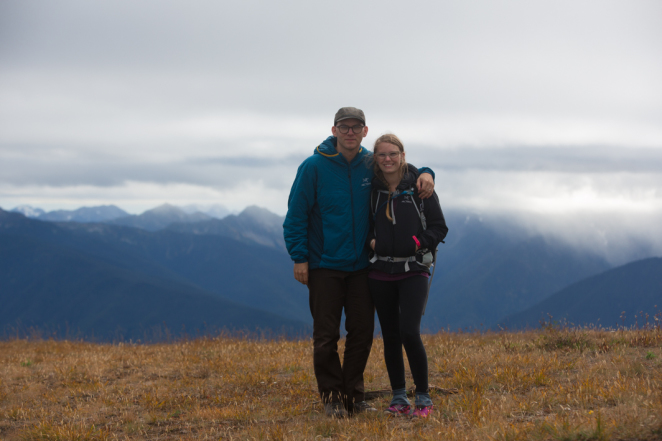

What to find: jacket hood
left=314, top=136, right=370, bottom=165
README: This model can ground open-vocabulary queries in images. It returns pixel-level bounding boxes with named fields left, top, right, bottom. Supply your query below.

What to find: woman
left=367, top=133, right=448, bottom=418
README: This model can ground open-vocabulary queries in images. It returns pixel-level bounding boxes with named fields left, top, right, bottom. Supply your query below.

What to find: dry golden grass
left=1, top=326, right=661, bottom=440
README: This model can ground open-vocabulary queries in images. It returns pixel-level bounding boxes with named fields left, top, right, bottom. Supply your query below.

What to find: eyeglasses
left=375, top=152, right=401, bottom=161
left=336, top=124, right=365, bottom=134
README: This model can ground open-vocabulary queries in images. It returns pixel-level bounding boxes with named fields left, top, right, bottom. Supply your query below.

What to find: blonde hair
left=373, top=134, right=407, bottom=222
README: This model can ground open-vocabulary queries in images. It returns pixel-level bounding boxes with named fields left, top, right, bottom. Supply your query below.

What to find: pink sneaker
left=384, top=404, right=412, bottom=416
left=412, top=405, right=433, bottom=418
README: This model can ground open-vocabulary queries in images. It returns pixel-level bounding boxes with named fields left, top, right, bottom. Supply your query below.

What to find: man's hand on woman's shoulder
left=417, top=173, right=434, bottom=199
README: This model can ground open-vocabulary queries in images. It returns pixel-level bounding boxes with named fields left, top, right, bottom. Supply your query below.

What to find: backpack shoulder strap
left=410, top=186, right=427, bottom=230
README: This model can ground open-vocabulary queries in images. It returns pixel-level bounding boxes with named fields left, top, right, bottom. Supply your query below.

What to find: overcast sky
left=1, top=0, right=661, bottom=257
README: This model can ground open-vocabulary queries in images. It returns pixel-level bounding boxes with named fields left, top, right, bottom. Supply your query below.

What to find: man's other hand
left=294, top=262, right=309, bottom=285
left=417, top=173, right=435, bottom=199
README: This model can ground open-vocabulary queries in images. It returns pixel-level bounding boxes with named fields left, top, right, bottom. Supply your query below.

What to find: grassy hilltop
left=1, top=327, right=661, bottom=440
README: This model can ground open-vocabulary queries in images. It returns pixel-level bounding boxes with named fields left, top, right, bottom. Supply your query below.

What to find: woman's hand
left=370, top=239, right=376, bottom=250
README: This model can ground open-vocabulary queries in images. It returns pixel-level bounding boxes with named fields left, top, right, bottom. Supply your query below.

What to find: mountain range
left=498, top=257, right=662, bottom=329
left=423, top=213, right=613, bottom=331
left=1, top=203, right=659, bottom=340
left=11, top=202, right=287, bottom=249
left=12, top=204, right=129, bottom=223
left=107, top=204, right=212, bottom=231
left=0, top=209, right=308, bottom=341
left=166, top=205, right=286, bottom=249
left=10, top=203, right=234, bottom=226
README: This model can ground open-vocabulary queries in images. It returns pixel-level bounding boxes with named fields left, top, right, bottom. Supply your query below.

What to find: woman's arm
left=417, top=190, right=448, bottom=250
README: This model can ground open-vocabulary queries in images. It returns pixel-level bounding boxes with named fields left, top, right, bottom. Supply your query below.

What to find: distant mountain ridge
left=498, top=257, right=662, bottom=329
left=40, top=205, right=130, bottom=222
left=423, top=213, right=613, bottom=331
left=0, top=209, right=310, bottom=341
left=3, top=204, right=659, bottom=339
left=10, top=205, right=45, bottom=218
left=167, top=205, right=286, bottom=249
left=180, top=204, right=232, bottom=219
left=107, top=204, right=211, bottom=231
left=52, top=219, right=309, bottom=323
left=11, top=205, right=128, bottom=222
left=9, top=203, right=242, bottom=232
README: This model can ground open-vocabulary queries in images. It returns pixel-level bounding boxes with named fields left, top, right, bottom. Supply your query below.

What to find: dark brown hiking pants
left=308, top=268, right=375, bottom=408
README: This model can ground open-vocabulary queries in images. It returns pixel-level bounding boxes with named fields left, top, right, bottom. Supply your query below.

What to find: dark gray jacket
left=367, top=164, right=448, bottom=274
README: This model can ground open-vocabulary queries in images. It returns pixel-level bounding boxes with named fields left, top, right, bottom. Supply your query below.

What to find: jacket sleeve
left=417, top=190, right=448, bottom=251
left=366, top=189, right=376, bottom=251
left=283, top=160, right=316, bottom=263
left=417, top=166, right=435, bottom=181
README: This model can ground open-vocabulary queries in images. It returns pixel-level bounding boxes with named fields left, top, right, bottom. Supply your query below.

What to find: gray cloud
left=184, top=155, right=307, bottom=169
left=4, top=139, right=661, bottom=191
left=410, top=145, right=662, bottom=173
left=1, top=0, right=661, bottom=258
left=0, top=144, right=303, bottom=190
left=2, top=0, right=660, bottom=117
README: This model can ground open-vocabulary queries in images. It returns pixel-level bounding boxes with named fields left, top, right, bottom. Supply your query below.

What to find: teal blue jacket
left=283, top=136, right=434, bottom=272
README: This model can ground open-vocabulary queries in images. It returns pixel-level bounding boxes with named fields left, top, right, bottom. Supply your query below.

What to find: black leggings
left=368, top=275, right=429, bottom=393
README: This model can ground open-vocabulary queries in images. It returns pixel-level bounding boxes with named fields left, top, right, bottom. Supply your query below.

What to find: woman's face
left=375, top=142, right=404, bottom=176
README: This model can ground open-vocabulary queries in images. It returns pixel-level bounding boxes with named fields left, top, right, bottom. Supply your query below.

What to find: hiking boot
left=352, top=401, right=377, bottom=414
left=384, top=404, right=412, bottom=416
left=324, top=402, right=348, bottom=418
left=412, top=404, right=433, bottom=418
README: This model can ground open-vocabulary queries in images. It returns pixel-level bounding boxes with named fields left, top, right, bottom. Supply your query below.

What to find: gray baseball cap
left=334, top=107, right=366, bottom=125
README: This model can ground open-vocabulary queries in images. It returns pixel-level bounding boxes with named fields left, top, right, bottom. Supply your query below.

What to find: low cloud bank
left=445, top=208, right=662, bottom=267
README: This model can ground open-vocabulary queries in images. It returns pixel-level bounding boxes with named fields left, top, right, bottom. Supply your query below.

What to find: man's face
left=331, top=118, right=368, bottom=152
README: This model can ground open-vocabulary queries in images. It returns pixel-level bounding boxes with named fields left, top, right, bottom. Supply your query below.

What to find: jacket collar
left=315, top=136, right=369, bottom=165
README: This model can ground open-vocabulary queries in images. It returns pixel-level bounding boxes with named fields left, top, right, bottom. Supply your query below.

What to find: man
left=283, top=107, right=434, bottom=417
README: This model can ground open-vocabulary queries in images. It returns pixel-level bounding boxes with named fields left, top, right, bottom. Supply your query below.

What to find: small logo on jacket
left=361, top=177, right=371, bottom=187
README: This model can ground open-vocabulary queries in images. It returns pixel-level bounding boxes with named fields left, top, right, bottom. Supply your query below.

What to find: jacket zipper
left=348, top=164, right=358, bottom=269
left=390, top=194, right=396, bottom=274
